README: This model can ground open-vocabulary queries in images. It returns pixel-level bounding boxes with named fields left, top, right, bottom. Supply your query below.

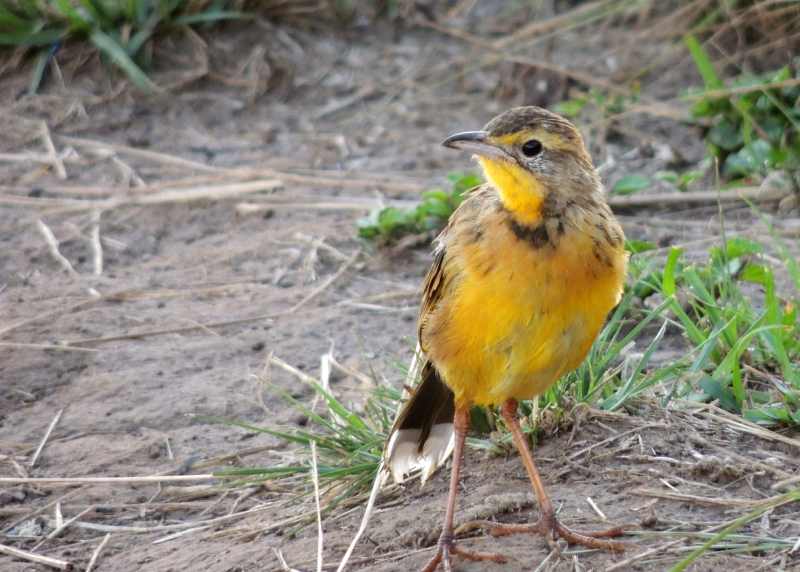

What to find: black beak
left=442, top=130, right=508, bottom=160
left=442, top=130, right=488, bottom=148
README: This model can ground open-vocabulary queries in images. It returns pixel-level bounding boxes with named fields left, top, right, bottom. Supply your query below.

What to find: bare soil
left=1, top=11, right=799, bottom=572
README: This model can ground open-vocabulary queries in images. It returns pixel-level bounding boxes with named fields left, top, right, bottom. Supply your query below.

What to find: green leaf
left=744, top=406, right=792, bottom=425
left=357, top=225, right=379, bottom=239
left=376, top=207, right=409, bottom=231
left=739, top=263, right=771, bottom=286
left=422, top=199, right=453, bottom=218
left=723, top=237, right=763, bottom=259
left=421, top=189, right=449, bottom=202
left=448, top=172, right=482, bottom=195
left=707, top=118, right=743, bottom=151
left=655, top=170, right=679, bottom=184
left=770, top=65, right=791, bottom=83
left=699, top=376, right=740, bottom=412
left=625, top=239, right=657, bottom=254
left=723, top=139, right=773, bottom=176
left=612, top=174, right=650, bottom=195
left=554, top=97, right=588, bottom=118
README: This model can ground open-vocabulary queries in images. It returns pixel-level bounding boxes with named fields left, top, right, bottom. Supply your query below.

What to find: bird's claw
left=464, top=516, right=626, bottom=552
left=421, top=533, right=507, bottom=572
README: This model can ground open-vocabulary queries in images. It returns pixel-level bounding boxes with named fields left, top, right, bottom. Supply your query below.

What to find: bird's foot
left=421, top=533, right=507, bottom=572
left=462, top=514, right=626, bottom=553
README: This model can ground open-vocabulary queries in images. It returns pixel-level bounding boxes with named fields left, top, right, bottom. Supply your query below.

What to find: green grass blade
left=89, top=28, right=161, bottom=93
left=125, top=12, right=161, bottom=57
left=214, top=466, right=308, bottom=478
left=669, top=489, right=800, bottom=572
left=28, top=48, right=50, bottom=94
left=0, top=5, right=34, bottom=28
left=311, top=380, right=371, bottom=434
left=662, top=247, right=682, bottom=297
left=78, top=0, right=112, bottom=27
left=595, top=297, right=671, bottom=375
left=689, top=315, right=737, bottom=372
left=601, top=319, right=669, bottom=410
left=173, top=10, right=248, bottom=26
left=685, top=34, right=723, bottom=90
left=0, top=28, right=64, bottom=46
left=53, top=0, right=91, bottom=30
left=669, top=296, right=707, bottom=347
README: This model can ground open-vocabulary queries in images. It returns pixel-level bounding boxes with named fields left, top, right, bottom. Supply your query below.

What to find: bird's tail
left=384, top=349, right=455, bottom=484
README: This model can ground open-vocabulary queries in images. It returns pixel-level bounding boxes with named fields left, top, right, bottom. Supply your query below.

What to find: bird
left=384, top=106, right=628, bottom=571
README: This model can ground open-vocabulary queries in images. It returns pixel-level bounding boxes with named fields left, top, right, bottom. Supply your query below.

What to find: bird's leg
left=483, top=399, right=626, bottom=552
left=421, top=404, right=507, bottom=572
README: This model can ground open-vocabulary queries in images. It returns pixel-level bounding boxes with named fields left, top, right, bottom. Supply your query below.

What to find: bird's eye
left=521, top=139, right=543, bottom=157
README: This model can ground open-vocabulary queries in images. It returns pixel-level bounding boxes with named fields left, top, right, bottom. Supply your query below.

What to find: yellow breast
left=424, top=212, right=626, bottom=407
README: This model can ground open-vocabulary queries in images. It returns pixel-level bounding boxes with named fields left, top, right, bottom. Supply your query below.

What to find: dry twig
left=0, top=342, right=98, bottom=353
left=632, top=488, right=782, bottom=508
left=274, top=548, right=303, bottom=572
left=34, top=506, right=94, bottom=551
left=90, top=209, right=103, bottom=275
left=337, top=467, right=387, bottom=572
left=37, top=219, right=78, bottom=278
left=0, top=543, right=72, bottom=571
left=40, top=121, right=67, bottom=180
left=30, top=408, right=64, bottom=469
left=47, top=505, right=268, bottom=535
left=85, top=534, right=111, bottom=572
left=286, top=248, right=361, bottom=315
left=2, top=488, right=86, bottom=535
left=0, top=474, right=215, bottom=486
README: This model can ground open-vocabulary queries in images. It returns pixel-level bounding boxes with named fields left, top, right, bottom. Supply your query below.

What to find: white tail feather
left=385, top=423, right=454, bottom=485
left=385, top=343, right=455, bottom=484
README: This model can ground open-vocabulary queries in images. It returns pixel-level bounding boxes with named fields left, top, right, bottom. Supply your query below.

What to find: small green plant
left=611, top=174, right=651, bottom=195
left=0, top=1, right=248, bottom=93
left=685, top=35, right=800, bottom=180
left=655, top=167, right=706, bottom=192
left=357, top=172, right=482, bottom=242
left=554, top=86, right=640, bottom=121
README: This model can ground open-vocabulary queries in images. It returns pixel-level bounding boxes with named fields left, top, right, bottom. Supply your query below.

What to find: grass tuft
left=668, top=488, right=800, bottom=572
left=651, top=237, right=799, bottom=424
left=207, top=378, right=399, bottom=503
left=0, top=0, right=250, bottom=92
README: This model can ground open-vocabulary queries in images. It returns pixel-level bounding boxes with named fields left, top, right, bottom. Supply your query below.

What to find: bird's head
left=443, top=106, right=600, bottom=224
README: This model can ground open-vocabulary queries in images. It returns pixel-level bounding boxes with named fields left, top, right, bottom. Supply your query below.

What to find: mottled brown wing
left=416, top=184, right=491, bottom=351
left=417, top=243, right=447, bottom=352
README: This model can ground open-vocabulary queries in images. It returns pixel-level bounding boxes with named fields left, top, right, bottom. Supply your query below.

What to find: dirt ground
left=2, top=9, right=800, bottom=572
